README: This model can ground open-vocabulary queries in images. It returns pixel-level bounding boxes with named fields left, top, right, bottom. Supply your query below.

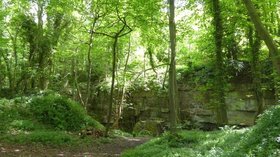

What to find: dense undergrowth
left=0, top=91, right=109, bottom=146
left=122, top=105, right=280, bottom=157
left=2, top=91, right=280, bottom=156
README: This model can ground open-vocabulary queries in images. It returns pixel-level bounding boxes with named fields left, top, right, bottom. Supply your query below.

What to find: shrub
left=29, top=94, right=103, bottom=131
left=165, top=133, right=198, bottom=148
left=0, top=98, right=29, bottom=133
left=9, top=120, right=36, bottom=131
left=230, top=106, right=280, bottom=156
left=122, top=131, right=204, bottom=157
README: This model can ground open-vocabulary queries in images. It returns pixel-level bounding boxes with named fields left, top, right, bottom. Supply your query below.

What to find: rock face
left=92, top=70, right=277, bottom=132
left=127, top=84, right=275, bottom=131
left=180, top=82, right=275, bottom=126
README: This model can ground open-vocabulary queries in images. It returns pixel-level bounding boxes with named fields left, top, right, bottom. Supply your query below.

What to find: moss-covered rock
left=133, top=120, right=164, bottom=136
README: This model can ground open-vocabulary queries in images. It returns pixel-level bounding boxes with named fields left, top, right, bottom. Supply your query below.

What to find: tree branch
left=132, top=63, right=169, bottom=82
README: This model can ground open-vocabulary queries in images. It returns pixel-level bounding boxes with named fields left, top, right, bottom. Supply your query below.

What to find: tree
left=248, top=27, right=263, bottom=118
left=92, top=6, right=132, bottom=135
left=168, top=0, right=178, bottom=132
left=242, top=0, right=280, bottom=74
left=85, top=7, right=101, bottom=107
left=0, top=1, right=3, bottom=89
left=212, top=0, right=228, bottom=125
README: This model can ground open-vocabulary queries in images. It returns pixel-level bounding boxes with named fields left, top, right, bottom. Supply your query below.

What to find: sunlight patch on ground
left=123, top=137, right=141, bottom=142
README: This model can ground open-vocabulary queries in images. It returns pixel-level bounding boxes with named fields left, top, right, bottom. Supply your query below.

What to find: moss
left=133, top=120, right=163, bottom=136
left=29, top=94, right=104, bottom=131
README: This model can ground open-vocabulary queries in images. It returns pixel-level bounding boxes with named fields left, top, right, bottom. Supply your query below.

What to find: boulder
left=133, top=120, right=164, bottom=136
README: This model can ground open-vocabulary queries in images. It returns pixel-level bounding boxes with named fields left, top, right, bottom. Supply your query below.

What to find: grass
left=122, top=106, right=280, bottom=157
left=0, top=130, right=79, bottom=146
left=122, top=129, right=245, bottom=157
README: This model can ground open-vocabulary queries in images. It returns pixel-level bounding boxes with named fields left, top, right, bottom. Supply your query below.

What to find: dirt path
left=0, top=137, right=150, bottom=157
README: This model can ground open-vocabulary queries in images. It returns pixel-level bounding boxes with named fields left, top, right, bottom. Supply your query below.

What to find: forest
left=1, top=0, right=280, bottom=156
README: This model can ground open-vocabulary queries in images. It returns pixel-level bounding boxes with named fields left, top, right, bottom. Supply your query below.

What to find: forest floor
left=0, top=136, right=150, bottom=157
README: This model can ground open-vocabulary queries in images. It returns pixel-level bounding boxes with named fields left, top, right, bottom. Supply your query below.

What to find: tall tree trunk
left=243, top=0, right=280, bottom=100
left=212, top=0, right=228, bottom=125
left=248, top=27, right=264, bottom=119
left=168, top=0, right=178, bottom=133
left=37, top=0, right=47, bottom=90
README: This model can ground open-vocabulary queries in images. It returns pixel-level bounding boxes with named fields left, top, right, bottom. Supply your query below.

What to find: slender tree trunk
left=147, top=47, right=158, bottom=76
left=7, top=30, right=19, bottom=92
left=94, top=13, right=132, bottom=136
left=168, top=0, right=178, bottom=133
left=73, top=57, right=85, bottom=107
left=143, top=51, right=146, bottom=81
left=162, top=49, right=170, bottom=90
left=85, top=17, right=98, bottom=107
left=243, top=0, right=280, bottom=101
left=12, top=33, right=18, bottom=92
left=278, top=14, right=280, bottom=36
left=113, top=38, right=131, bottom=128
left=212, top=0, right=228, bottom=125
left=162, top=65, right=169, bottom=89
left=1, top=51, right=14, bottom=93
left=0, top=54, right=2, bottom=90
left=105, top=37, right=118, bottom=136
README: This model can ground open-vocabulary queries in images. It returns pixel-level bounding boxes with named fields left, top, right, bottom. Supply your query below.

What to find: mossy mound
left=0, top=92, right=104, bottom=146
left=29, top=93, right=104, bottom=131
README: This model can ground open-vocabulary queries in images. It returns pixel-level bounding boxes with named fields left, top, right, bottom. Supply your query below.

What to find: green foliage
left=0, top=130, right=79, bottom=146
left=165, top=133, right=199, bottom=148
left=122, top=131, right=206, bottom=157
left=229, top=106, right=280, bottom=157
left=123, top=106, right=280, bottom=157
left=29, top=94, right=104, bottom=131
left=0, top=98, right=33, bottom=133
left=9, top=120, right=37, bottom=131
left=0, top=93, right=105, bottom=147
left=122, top=129, right=247, bottom=157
